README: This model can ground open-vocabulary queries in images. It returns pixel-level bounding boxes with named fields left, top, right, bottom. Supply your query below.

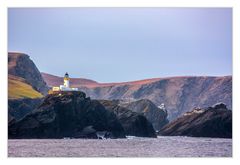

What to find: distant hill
left=80, top=76, right=232, bottom=121
left=8, top=52, right=48, bottom=96
left=41, top=72, right=98, bottom=88
left=41, top=72, right=161, bottom=88
left=42, top=72, right=232, bottom=121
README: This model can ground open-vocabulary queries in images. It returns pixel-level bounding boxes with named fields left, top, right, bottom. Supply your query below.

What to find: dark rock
left=8, top=98, right=43, bottom=120
left=158, top=103, right=232, bottom=138
left=73, top=126, right=97, bottom=139
left=99, top=100, right=157, bottom=138
left=8, top=113, right=16, bottom=125
left=8, top=91, right=126, bottom=139
left=212, top=102, right=227, bottom=110
left=120, top=99, right=169, bottom=131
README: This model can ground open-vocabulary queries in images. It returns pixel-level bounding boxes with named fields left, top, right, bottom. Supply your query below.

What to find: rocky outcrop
left=8, top=52, right=48, bottom=95
left=8, top=98, right=43, bottom=120
left=99, top=100, right=157, bottom=138
left=8, top=91, right=126, bottom=139
left=158, top=103, right=232, bottom=138
left=119, top=99, right=168, bottom=131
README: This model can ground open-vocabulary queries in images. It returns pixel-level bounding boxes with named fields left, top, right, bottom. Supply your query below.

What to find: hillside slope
left=8, top=52, right=48, bottom=95
left=81, top=76, right=232, bottom=120
left=8, top=75, right=43, bottom=99
left=41, top=72, right=98, bottom=88
left=41, top=72, right=161, bottom=88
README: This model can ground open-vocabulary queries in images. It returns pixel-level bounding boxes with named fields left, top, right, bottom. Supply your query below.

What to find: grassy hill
left=8, top=75, right=43, bottom=99
left=8, top=52, right=48, bottom=95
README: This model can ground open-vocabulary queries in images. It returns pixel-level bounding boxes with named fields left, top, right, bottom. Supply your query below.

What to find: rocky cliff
left=8, top=98, right=43, bottom=121
left=9, top=91, right=126, bottom=139
left=119, top=99, right=168, bottom=131
left=158, top=103, right=232, bottom=138
left=8, top=52, right=48, bottom=95
left=79, top=76, right=232, bottom=121
left=99, top=100, right=157, bottom=138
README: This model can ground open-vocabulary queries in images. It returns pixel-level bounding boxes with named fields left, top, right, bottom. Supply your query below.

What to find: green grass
left=8, top=75, right=43, bottom=99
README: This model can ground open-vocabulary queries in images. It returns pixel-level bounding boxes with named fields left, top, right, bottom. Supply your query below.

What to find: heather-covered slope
left=41, top=72, right=98, bottom=88
left=41, top=72, right=161, bottom=88
left=80, top=76, right=232, bottom=120
left=8, top=52, right=48, bottom=95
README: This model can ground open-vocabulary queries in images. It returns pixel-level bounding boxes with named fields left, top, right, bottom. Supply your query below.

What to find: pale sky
left=8, top=8, right=232, bottom=82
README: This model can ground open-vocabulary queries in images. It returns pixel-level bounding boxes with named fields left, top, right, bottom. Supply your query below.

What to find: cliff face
left=8, top=52, right=48, bottom=95
left=158, top=103, right=232, bottom=138
left=119, top=99, right=169, bottom=131
left=8, top=98, right=43, bottom=121
left=9, top=91, right=126, bottom=139
left=99, top=100, right=157, bottom=138
left=78, top=76, right=232, bottom=121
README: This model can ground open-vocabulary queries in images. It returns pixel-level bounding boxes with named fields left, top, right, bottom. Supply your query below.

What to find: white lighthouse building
left=52, top=72, right=79, bottom=92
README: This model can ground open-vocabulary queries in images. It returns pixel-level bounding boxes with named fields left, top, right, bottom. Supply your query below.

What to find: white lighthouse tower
left=63, top=72, right=70, bottom=88
left=51, top=72, right=79, bottom=92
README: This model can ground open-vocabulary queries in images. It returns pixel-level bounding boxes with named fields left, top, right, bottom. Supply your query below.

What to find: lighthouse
left=63, top=72, right=70, bottom=88
left=51, top=72, right=79, bottom=92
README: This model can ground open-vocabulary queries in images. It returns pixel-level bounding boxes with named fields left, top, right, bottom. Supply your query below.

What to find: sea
left=8, top=136, right=232, bottom=157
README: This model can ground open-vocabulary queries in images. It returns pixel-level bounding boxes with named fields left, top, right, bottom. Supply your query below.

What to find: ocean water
left=8, top=136, right=232, bottom=157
